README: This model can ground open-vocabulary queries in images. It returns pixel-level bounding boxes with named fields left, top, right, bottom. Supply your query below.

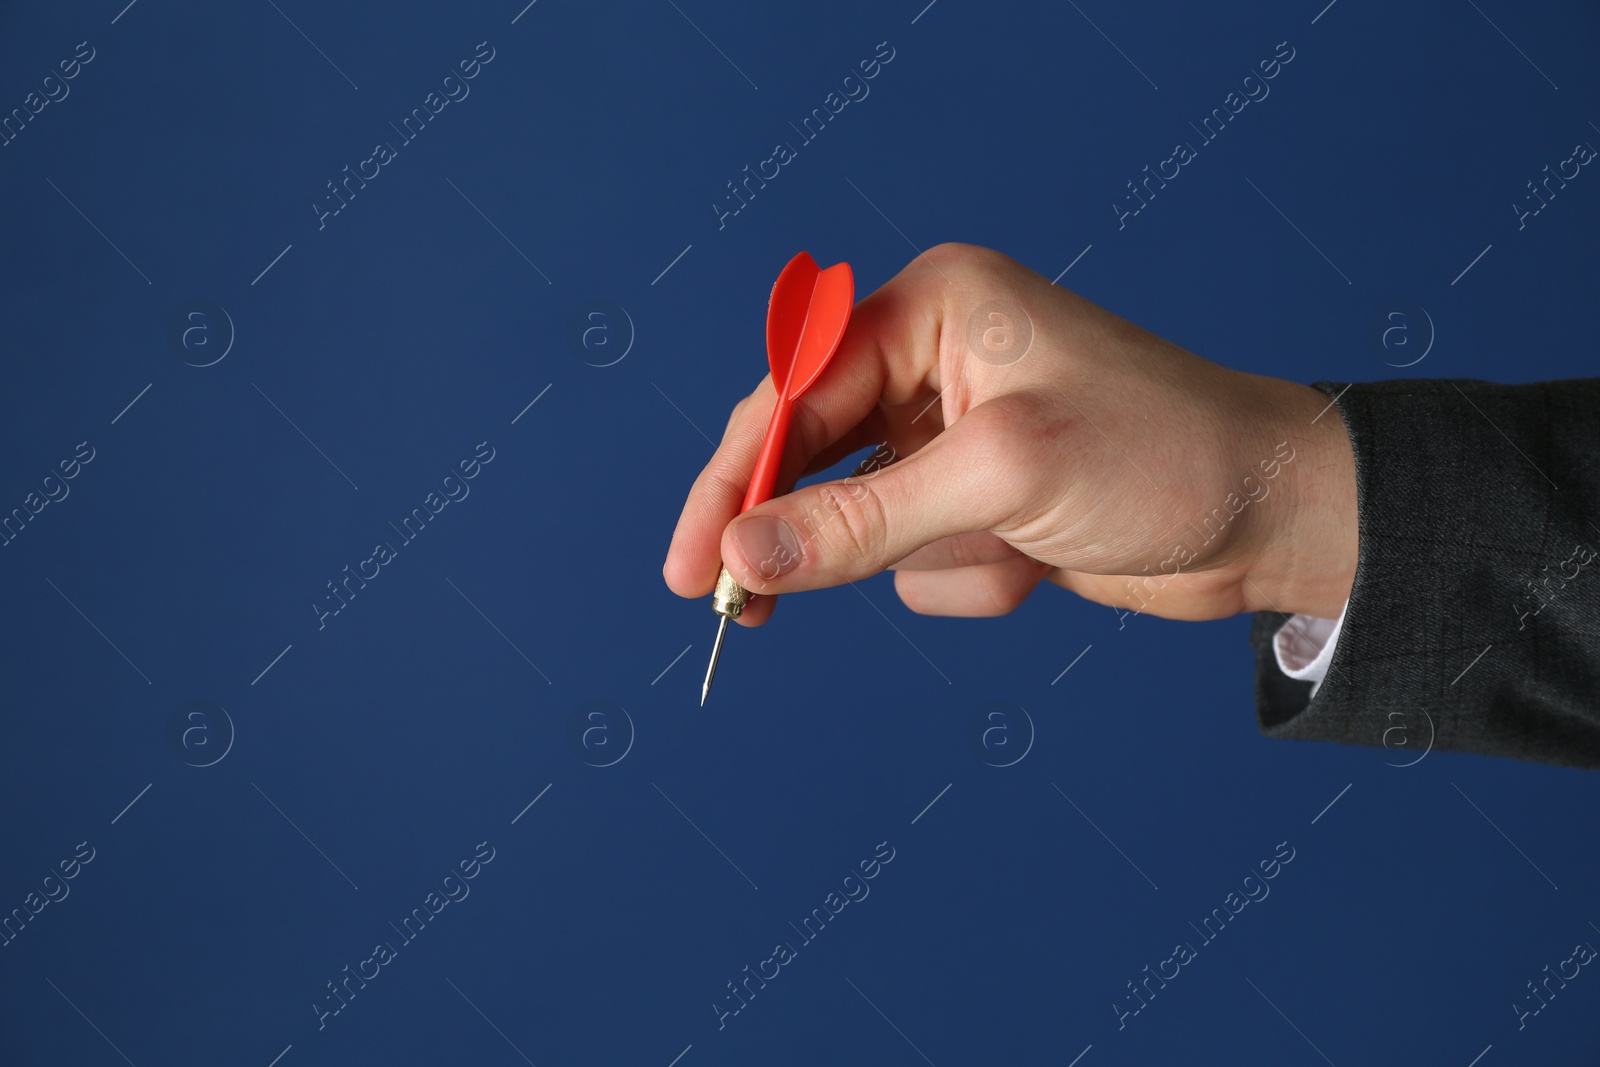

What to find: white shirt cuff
left=1271, top=599, right=1349, bottom=697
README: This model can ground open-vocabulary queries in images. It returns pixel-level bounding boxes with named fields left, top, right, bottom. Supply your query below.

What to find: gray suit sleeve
left=1251, top=378, right=1600, bottom=770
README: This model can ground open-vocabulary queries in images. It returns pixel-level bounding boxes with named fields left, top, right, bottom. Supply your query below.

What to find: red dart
left=701, top=250, right=855, bottom=705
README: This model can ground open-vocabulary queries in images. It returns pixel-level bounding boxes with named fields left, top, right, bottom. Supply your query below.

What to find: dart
left=700, top=250, right=855, bottom=705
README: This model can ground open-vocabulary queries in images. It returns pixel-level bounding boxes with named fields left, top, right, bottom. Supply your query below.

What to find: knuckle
left=924, top=242, right=1019, bottom=285
left=701, top=461, right=749, bottom=516
left=924, top=241, right=989, bottom=271
left=974, top=392, right=1055, bottom=466
left=957, top=399, right=1029, bottom=476
left=724, top=379, right=776, bottom=441
left=942, top=409, right=1057, bottom=536
left=924, top=240, right=976, bottom=263
left=724, top=393, right=754, bottom=436
left=804, top=481, right=888, bottom=569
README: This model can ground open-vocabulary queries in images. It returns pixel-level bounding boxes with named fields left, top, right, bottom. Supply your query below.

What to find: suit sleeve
left=1251, top=378, right=1600, bottom=770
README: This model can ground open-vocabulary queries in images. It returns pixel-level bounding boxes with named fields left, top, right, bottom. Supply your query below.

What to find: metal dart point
left=701, top=565, right=751, bottom=705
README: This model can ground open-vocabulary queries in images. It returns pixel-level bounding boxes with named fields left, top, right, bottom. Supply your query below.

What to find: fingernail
left=734, top=516, right=803, bottom=580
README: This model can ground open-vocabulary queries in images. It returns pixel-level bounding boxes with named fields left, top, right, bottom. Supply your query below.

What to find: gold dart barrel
left=711, top=565, right=751, bottom=619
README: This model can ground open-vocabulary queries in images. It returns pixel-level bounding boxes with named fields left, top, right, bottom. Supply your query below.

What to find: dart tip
left=701, top=614, right=730, bottom=707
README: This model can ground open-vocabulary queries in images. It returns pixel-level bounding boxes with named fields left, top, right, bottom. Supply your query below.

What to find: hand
left=663, top=243, right=1357, bottom=628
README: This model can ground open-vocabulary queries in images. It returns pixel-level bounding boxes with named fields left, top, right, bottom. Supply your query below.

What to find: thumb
left=720, top=403, right=1019, bottom=594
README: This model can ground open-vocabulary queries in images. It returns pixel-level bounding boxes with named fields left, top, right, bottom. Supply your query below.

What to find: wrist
left=1239, top=378, right=1359, bottom=619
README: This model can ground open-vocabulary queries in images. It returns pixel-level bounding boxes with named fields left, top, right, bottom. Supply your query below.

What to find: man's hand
left=663, top=243, right=1357, bottom=627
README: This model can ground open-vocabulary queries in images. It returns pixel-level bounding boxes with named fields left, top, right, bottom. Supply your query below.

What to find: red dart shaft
left=742, top=397, right=793, bottom=513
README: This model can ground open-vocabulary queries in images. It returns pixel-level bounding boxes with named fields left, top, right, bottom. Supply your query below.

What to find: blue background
left=1, top=1, right=1597, bottom=1064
